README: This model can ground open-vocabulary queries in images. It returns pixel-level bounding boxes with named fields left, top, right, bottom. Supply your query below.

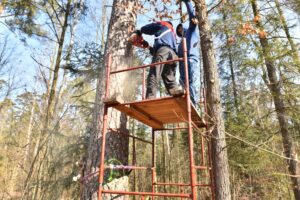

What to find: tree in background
left=250, top=0, right=300, bottom=198
left=192, top=0, right=232, bottom=199
left=1, top=0, right=90, bottom=199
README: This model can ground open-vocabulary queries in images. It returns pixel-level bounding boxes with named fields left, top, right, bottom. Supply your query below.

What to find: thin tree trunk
left=45, top=0, right=72, bottom=129
left=32, top=148, right=47, bottom=200
left=222, top=13, right=239, bottom=112
left=82, top=0, right=136, bottom=199
left=193, top=0, right=231, bottom=199
left=251, top=1, right=300, bottom=199
left=274, top=0, right=300, bottom=72
left=21, top=1, right=72, bottom=198
left=23, top=100, right=35, bottom=167
left=227, top=41, right=239, bottom=111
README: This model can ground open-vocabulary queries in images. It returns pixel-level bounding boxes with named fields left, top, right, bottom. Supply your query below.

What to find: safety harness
left=154, top=21, right=176, bottom=39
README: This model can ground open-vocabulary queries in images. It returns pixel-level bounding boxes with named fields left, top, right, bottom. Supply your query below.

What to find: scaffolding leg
left=207, top=136, right=215, bottom=200
left=201, top=134, right=205, bottom=166
left=133, top=137, right=136, bottom=200
left=98, top=106, right=109, bottom=200
left=182, top=38, right=197, bottom=200
left=151, top=129, right=156, bottom=200
left=188, top=125, right=197, bottom=199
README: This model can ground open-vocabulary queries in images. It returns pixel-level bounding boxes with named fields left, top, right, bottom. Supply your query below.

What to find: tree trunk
left=45, top=0, right=72, bottom=128
left=82, top=0, right=136, bottom=199
left=222, top=13, right=239, bottom=112
left=21, top=1, right=72, bottom=198
left=274, top=0, right=300, bottom=72
left=23, top=99, right=35, bottom=167
left=227, top=39, right=238, bottom=112
left=193, top=1, right=232, bottom=199
left=251, top=1, right=300, bottom=199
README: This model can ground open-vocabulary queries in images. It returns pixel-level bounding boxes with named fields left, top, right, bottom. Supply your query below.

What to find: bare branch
left=30, top=55, right=54, bottom=72
left=71, top=88, right=96, bottom=98
left=49, top=1, right=63, bottom=27
left=207, top=0, right=224, bottom=14
left=45, top=7, right=60, bottom=41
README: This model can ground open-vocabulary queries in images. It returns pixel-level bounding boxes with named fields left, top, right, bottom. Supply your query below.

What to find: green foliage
left=2, top=0, right=45, bottom=36
left=211, top=0, right=300, bottom=198
left=63, top=42, right=103, bottom=85
left=2, top=0, right=88, bottom=39
left=287, top=0, right=300, bottom=14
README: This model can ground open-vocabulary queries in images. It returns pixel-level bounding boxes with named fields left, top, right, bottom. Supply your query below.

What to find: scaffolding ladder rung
left=154, top=127, right=188, bottom=131
left=196, top=184, right=211, bottom=187
left=155, top=182, right=212, bottom=188
left=108, top=128, right=153, bottom=144
left=105, top=165, right=151, bottom=170
left=194, top=166, right=211, bottom=170
left=101, top=190, right=191, bottom=198
left=110, top=58, right=184, bottom=75
left=155, top=182, right=190, bottom=186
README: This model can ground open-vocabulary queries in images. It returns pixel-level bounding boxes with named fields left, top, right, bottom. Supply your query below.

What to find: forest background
left=0, top=0, right=300, bottom=199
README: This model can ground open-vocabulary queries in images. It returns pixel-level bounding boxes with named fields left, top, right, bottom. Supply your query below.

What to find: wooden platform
left=104, top=96, right=205, bottom=129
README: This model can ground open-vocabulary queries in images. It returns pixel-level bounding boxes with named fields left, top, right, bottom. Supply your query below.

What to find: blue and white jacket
left=141, top=22, right=177, bottom=53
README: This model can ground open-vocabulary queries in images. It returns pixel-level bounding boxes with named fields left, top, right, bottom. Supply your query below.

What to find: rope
left=225, top=131, right=299, bottom=163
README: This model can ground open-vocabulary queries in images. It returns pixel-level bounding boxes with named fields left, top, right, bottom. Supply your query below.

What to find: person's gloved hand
left=128, top=30, right=142, bottom=43
left=191, top=17, right=198, bottom=25
left=175, top=0, right=182, bottom=4
left=141, top=40, right=149, bottom=49
left=129, top=30, right=146, bottom=49
left=149, top=47, right=155, bottom=56
left=176, top=0, right=190, bottom=4
left=133, top=30, right=142, bottom=36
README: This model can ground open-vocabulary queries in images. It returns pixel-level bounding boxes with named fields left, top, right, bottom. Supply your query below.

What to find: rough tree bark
left=193, top=0, right=232, bottom=199
left=251, top=0, right=300, bottom=199
left=82, top=0, right=136, bottom=199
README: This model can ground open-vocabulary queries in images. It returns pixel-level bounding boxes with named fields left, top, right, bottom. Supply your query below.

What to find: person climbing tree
left=132, top=21, right=183, bottom=99
left=176, top=0, right=200, bottom=107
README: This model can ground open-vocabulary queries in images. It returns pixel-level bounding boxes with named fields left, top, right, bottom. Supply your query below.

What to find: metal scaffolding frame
left=97, top=39, right=214, bottom=199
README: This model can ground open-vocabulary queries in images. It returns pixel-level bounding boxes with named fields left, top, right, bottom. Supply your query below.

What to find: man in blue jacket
left=134, top=21, right=182, bottom=99
left=176, top=0, right=200, bottom=107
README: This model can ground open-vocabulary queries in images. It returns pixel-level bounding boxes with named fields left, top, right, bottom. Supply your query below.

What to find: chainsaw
left=128, top=31, right=149, bottom=49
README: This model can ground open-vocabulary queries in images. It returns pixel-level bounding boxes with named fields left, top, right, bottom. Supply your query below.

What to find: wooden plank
left=174, top=97, right=206, bottom=127
left=130, top=104, right=163, bottom=126
left=113, top=104, right=163, bottom=129
left=173, top=98, right=189, bottom=119
left=104, top=95, right=124, bottom=106
left=136, top=101, right=182, bottom=124
left=134, top=100, right=177, bottom=108
left=109, top=96, right=205, bottom=128
left=149, top=110, right=185, bottom=122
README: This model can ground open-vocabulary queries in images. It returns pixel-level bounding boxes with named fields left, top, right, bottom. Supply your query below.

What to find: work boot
left=169, top=85, right=185, bottom=96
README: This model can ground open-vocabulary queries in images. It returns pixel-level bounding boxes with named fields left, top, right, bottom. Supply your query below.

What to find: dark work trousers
left=146, top=46, right=178, bottom=98
left=179, top=57, right=200, bottom=106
